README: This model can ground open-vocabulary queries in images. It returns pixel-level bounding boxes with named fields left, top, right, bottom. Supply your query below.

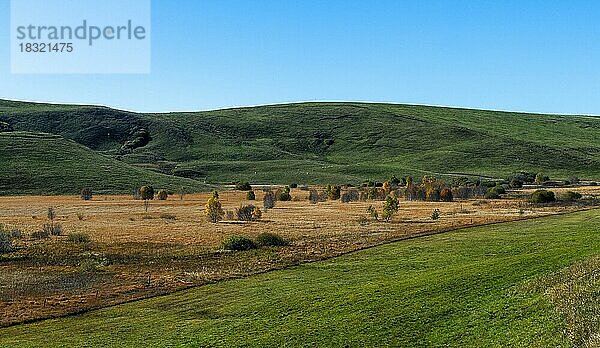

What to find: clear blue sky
left=1, top=0, right=600, bottom=114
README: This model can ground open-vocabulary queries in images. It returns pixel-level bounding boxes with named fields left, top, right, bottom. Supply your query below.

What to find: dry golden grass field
left=1, top=187, right=599, bottom=327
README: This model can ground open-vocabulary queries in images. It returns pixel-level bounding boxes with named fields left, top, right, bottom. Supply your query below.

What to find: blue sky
left=1, top=0, right=600, bottom=114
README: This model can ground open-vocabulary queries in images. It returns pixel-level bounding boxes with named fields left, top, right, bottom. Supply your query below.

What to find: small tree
left=278, top=186, right=292, bottom=201
left=367, top=205, right=379, bottom=222
left=382, top=181, right=392, bottom=195
left=382, top=195, right=399, bottom=222
left=263, top=191, right=275, bottom=211
left=440, top=187, right=453, bottom=202
left=80, top=187, right=93, bottom=201
left=326, top=185, right=341, bottom=200
left=157, top=190, right=168, bottom=200
left=431, top=209, right=441, bottom=220
left=205, top=194, right=224, bottom=223
left=140, top=186, right=154, bottom=212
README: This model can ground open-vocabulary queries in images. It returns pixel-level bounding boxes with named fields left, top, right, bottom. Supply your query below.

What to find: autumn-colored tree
left=382, top=181, right=392, bottom=195
left=440, top=187, right=453, bottom=202
left=205, top=194, right=224, bottom=223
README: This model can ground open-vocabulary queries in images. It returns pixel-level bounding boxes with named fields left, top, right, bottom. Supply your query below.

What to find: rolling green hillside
left=0, top=132, right=206, bottom=195
left=1, top=99, right=600, bottom=192
left=2, top=210, right=599, bottom=347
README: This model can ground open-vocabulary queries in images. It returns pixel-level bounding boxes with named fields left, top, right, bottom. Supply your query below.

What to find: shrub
left=277, top=186, right=292, bottom=201
left=366, top=187, right=379, bottom=200
left=382, top=181, right=392, bottom=194
left=340, top=190, right=360, bottom=203
left=205, top=195, right=224, bottom=223
left=0, top=231, right=12, bottom=253
left=309, top=189, right=326, bottom=204
left=157, top=190, right=168, bottom=200
left=425, top=187, right=441, bottom=202
left=535, top=173, right=549, bottom=184
left=431, top=209, right=441, bottom=220
left=31, top=229, right=50, bottom=240
left=140, top=186, right=155, bottom=200
left=237, top=205, right=261, bottom=221
left=246, top=191, right=256, bottom=200
left=367, top=205, right=379, bottom=221
left=562, top=191, right=582, bottom=201
left=382, top=195, right=399, bottom=222
left=440, top=188, right=453, bottom=202
left=226, top=210, right=235, bottom=220
left=222, top=236, right=257, bottom=251
left=485, top=186, right=504, bottom=199
left=263, top=191, right=276, bottom=210
left=80, top=187, right=93, bottom=201
left=235, top=181, right=252, bottom=191
left=9, top=228, right=23, bottom=239
left=79, top=259, right=103, bottom=273
left=67, top=233, right=91, bottom=243
left=47, top=207, right=56, bottom=221
left=531, top=189, right=556, bottom=203
left=289, top=183, right=298, bottom=189
left=326, top=185, right=341, bottom=200
left=43, top=223, right=63, bottom=236
left=160, top=213, right=177, bottom=220
left=510, top=179, right=523, bottom=188
left=256, top=233, right=288, bottom=247
left=252, top=206, right=263, bottom=220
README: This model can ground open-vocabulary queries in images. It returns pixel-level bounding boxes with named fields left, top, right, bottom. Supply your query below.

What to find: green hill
left=1, top=99, right=600, bottom=193
left=0, top=132, right=206, bottom=195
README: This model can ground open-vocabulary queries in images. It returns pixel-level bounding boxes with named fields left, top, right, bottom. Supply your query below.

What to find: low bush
left=160, top=213, right=177, bottom=220
left=246, top=191, right=256, bottom=200
left=289, top=183, right=298, bottom=189
left=0, top=231, right=12, bottom=253
left=157, top=190, right=168, bottom=200
left=222, top=236, right=257, bottom=251
left=31, top=229, right=50, bottom=239
left=531, top=189, right=556, bottom=203
left=235, top=181, right=252, bottom=191
left=277, top=186, right=292, bottom=201
left=79, top=258, right=103, bottom=273
left=440, top=187, right=453, bottom=202
left=256, top=233, right=288, bottom=247
left=340, top=190, right=360, bottom=203
left=326, top=185, right=341, bottom=200
left=67, top=233, right=91, bottom=243
left=43, top=223, right=63, bottom=236
left=561, top=191, right=582, bottom=201
left=431, top=209, right=441, bottom=220
left=80, top=187, right=93, bottom=201
left=10, top=228, right=23, bottom=239
left=237, top=205, right=261, bottom=221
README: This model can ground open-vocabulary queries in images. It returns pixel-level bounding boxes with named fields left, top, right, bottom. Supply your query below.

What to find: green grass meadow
left=2, top=209, right=599, bottom=347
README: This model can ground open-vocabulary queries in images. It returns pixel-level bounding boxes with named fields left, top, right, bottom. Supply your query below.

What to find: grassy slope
left=2, top=100, right=600, bottom=186
left=0, top=132, right=206, bottom=195
left=2, top=210, right=600, bottom=347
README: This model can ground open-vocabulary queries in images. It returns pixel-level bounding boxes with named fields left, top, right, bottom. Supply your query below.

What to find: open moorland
left=1, top=208, right=600, bottom=347
left=0, top=185, right=599, bottom=327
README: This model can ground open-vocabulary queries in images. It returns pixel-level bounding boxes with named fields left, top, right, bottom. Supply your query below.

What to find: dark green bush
left=246, top=191, right=256, bottom=200
left=67, top=233, right=91, bottom=243
left=531, top=189, right=556, bottom=203
left=0, top=231, right=12, bottom=253
left=80, top=187, right=93, bottom=201
left=222, top=236, right=257, bottom=251
left=289, top=183, right=298, bottom=189
left=256, top=233, right=288, bottom=247
left=235, top=181, right=252, bottom=191
left=561, top=191, right=582, bottom=201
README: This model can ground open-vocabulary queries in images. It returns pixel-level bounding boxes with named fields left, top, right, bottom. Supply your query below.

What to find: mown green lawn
left=2, top=210, right=600, bottom=347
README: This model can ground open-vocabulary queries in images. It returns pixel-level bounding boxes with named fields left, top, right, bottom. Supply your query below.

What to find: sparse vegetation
left=222, top=236, right=257, bottom=251
left=256, top=233, right=288, bottom=247
left=67, top=233, right=91, bottom=243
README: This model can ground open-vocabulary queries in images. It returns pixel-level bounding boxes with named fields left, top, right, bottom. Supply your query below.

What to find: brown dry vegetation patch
left=0, top=188, right=598, bottom=327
